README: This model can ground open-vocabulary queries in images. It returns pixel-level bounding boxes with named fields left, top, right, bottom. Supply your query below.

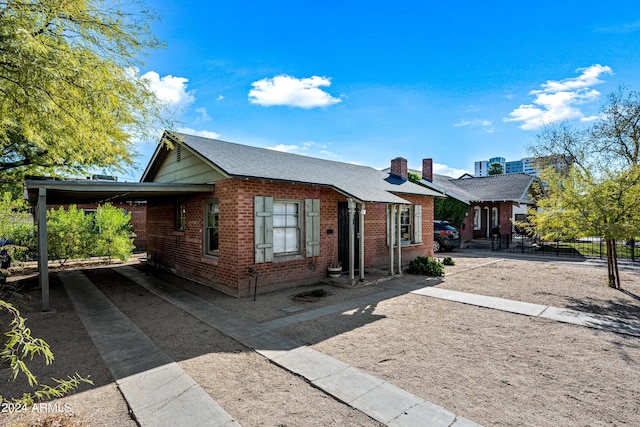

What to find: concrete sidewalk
left=115, top=266, right=481, bottom=427
left=413, top=287, right=640, bottom=337
left=59, top=270, right=240, bottom=427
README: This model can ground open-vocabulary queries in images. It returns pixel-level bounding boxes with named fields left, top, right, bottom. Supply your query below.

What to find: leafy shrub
left=47, top=205, right=93, bottom=265
left=0, top=192, right=35, bottom=262
left=47, top=203, right=135, bottom=265
left=92, top=204, right=135, bottom=262
left=407, top=256, right=445, bottom=276
left=442, top=257, right=455, bottom=266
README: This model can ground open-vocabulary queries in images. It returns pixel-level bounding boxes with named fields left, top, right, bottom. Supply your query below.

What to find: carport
left=24, top=179, right=214, bottom=311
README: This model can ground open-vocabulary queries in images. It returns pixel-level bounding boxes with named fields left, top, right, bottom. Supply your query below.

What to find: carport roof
left=24, top=179, right=214, bottom=205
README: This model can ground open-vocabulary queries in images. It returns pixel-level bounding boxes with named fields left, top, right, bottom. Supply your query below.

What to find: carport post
left=37, top=187, right=50, bottom=311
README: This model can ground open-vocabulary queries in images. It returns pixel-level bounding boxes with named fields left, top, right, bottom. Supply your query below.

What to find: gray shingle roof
left=168, top=131, right=441, bottom=204
left=425, top=172, right=537, bottom=204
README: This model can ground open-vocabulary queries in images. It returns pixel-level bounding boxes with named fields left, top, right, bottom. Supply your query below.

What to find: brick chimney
left=422, top=158, right=433, bottom=182
left=390, top=157, right=408, bottom=182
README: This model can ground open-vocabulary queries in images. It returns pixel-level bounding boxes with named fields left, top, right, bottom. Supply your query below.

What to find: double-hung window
left=254, top=196, right=320, bottom=263
left=204, top=200, right=219, bottom=256
left=273, top=201, right=300, bottom=255
left=388, top=204, right=423, bottom=246
left=399, top=206, right=412, bottom=244
left=473, top=206, right=481, bottom=230
left=175, top=198, right=186, bottom=231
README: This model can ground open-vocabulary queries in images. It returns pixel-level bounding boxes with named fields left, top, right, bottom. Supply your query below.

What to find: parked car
left=433, top=220, right=461, bottom=253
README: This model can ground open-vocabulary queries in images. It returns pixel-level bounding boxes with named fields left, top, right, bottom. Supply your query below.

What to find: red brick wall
left=460, top=208, right=474, bottom=242
left=147, top=178, right=434, bottom=296
left=468, top=202, right=514, bottom=239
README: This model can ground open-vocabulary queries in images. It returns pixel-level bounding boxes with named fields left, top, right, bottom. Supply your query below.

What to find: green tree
left=93, top=203, right=135, bottom=263
left=488, top=162, right=504, bottom=175
left=528, top=86, right=640, bottom=288
left=0, top=192, right=35, bottom=262
left=434, top=197, right=468, bottom=229
left=0, top=0, right=168, bottom=193
left=47, top=205, right=93, bottom=265
left=408, top=172, right=469, bottom=228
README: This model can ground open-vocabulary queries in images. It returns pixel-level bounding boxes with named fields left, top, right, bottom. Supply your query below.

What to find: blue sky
left=124, top=0, right=640, bottom=181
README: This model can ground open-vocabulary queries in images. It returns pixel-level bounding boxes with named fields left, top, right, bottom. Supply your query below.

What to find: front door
left=337, top=202, right=359, bottom=272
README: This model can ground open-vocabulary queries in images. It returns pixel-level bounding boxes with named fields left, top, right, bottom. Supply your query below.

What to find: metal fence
left=491, top=234, right=640, bottom=262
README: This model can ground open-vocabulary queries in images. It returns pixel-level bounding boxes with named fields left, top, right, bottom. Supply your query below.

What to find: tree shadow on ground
left=563, top=294, right=640, bottom=322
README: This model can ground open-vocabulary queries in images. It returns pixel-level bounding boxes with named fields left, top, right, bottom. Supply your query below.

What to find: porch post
left=37, top=187, right=50, bottom=311
left=484, top=206, right=490, bottom=238
left=396, top=205, right=402, bottom=275
left=359, top=203, right=365, bottom=281
left=348, top=199, right=356, bottom=285
left=388, top=204, right=395, bottom=276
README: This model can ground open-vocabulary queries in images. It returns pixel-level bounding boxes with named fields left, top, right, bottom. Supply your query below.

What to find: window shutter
left=254, top=196, right=274, bottom=263
left=305, top=199, right=320, bottom=257
left=413, top=204, right=422, bottom=243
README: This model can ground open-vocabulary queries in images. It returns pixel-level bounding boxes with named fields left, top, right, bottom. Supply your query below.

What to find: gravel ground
left=2, top=254, right=640, bottom=426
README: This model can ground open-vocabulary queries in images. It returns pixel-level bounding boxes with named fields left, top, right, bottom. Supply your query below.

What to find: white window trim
left=473, top=206, right=481, bottom=230
left=491, top=207, right=498, bottom=228
left=387, top=204, right=423, bottom=246
left=176, top=198, right=186, bottom=231
left=204, top=199, right=219, bottom=256
left=272, top=199, right=302, bottom=257
left=254, top=196, right=321, bottom=263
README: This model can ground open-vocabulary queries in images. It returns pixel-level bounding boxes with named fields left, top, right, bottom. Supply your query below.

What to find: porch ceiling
left=24, top=180, right=215, bottom=205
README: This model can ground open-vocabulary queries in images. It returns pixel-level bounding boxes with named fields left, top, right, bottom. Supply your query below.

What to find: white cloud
left=433, top=163, right=471, bottom=178
left=141, top=71, right=196, bottom=109
left=505, top=64, right=613, bottom=130
left=595, top=20, right=640, bottom=34
left=195, top=107, right=211, bottom=122
left=268, top=144, right=301, bottom=153
left=176, top=127, right=221, bottom=140
left=453, top=119, right=495, bottom=133
left=249, top=75, right=342, bottom=108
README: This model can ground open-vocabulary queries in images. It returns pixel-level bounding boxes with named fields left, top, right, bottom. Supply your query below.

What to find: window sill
left=172, top=231, right=185, bottom=236
left=390, top=242, right=423, bottom=248
left=273, top=254, right=304, bottom=263
left=201, top=255, right=219, bottom=266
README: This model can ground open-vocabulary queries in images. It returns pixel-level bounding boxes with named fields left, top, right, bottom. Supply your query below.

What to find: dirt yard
left=2, top=254, right=640, bottom=426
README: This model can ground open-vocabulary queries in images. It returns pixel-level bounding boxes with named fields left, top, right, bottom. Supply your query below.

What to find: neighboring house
left=140, top=131, right=442, bottom=296
left=407, top=159, right=541, bottom=242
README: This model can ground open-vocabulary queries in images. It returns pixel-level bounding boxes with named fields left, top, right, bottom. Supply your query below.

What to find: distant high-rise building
left=505, top=160, right=523, bottom=174
left=474, top=156, right=544, bottom=177
left=474, top=161, right=488, bottom=177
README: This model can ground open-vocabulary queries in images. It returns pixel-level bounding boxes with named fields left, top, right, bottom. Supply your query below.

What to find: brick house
left=415, top=159, right=540, bottom=243
left=140, top=131, right=441, bottom=296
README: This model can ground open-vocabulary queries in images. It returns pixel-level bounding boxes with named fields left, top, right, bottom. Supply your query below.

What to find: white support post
left=348, top=199, right=356, bottom=285
left=37, top=187, right=50, bottom=311
left=359, top=203, right=365, bottom=282
left=388, top=204, right=395, bottom=276
left=396, top=205, right=402, bottom=275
